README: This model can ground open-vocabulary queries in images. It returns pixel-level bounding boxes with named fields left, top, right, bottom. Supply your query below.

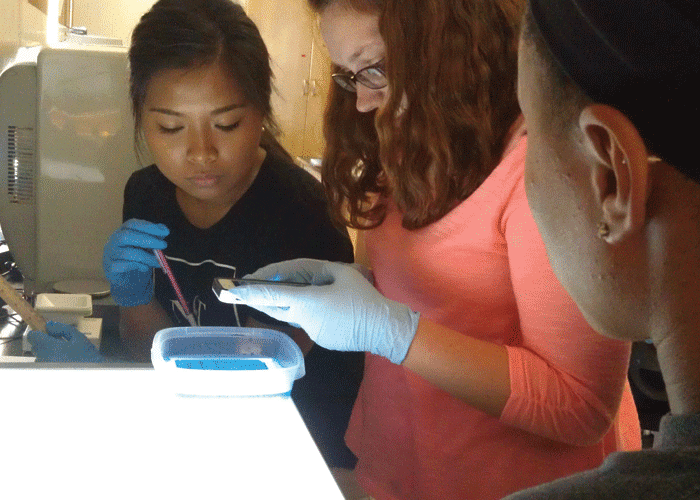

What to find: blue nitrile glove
left=27, top=321, right=104, bottom=363
left=226, top=258, right=420, bottom=365
left=103, top=219, right=169, bottom=307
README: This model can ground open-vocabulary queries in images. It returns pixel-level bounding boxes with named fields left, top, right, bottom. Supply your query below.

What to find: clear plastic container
left=151, top=327, right=305, bottom=397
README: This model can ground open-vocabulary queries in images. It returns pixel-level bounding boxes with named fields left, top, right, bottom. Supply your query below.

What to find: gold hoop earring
left=597, top=221, right=610, bottom=239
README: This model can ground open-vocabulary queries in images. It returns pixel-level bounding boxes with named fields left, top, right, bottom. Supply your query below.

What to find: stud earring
left=597, top=221, right=610, bottom=239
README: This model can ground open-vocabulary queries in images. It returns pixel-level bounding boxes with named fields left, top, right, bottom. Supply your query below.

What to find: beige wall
left=70, top=0, right=156, bottom=45
left=70, top=0, right=248, bottom=46
left=0, top=0, right=52, bottom=48
left=1, top=0, right=21, bottom=46
left=1, top=0, right=50, bottom=73
left=20, top=0, right=50, bottom=44
left=2, top=1, right=254, bottom=50
left=0, top=0, right=159, bottom=48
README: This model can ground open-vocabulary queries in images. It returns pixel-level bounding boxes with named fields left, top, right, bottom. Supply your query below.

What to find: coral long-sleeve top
left=346, top=131, right=641, bottom=500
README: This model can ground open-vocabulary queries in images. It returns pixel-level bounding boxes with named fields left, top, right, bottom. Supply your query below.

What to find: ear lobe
left=579, top=104, right=650, bottom=244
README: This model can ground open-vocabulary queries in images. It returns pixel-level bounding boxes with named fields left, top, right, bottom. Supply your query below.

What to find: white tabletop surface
left=0, top=364, right=344, bottom=499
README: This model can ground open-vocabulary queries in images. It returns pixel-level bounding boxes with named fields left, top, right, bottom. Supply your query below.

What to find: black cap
left=529, top=0, right=700, bottom=179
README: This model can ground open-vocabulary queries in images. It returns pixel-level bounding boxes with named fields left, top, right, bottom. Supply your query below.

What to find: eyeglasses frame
left=331, top=60, right=387, bottom=93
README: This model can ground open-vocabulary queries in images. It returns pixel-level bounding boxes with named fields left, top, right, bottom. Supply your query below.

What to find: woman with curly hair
left=228, top=0, right=641, bottom=498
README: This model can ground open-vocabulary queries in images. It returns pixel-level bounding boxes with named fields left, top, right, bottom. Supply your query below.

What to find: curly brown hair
left=309, top=0, right=523, bottom=230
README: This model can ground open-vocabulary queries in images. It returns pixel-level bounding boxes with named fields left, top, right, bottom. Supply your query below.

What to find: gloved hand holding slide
left=214, top=258, right=420, bottom=365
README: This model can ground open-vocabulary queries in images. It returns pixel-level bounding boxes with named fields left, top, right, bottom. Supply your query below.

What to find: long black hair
left=129, top=0, right=290, bottom=161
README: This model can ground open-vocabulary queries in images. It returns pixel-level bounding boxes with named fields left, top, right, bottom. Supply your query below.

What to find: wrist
left=382, top=304, right=421, bottom=365
left=110, top=270, right=154, bottom=307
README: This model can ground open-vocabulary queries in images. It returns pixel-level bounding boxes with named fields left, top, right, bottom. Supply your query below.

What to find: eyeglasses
left=331, top=60, right=387, bottom=93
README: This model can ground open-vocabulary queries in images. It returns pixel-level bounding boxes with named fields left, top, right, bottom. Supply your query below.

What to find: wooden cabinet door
left=300, top=22, right=331, bottom=159
left=247, top=0, right=330, bottom=159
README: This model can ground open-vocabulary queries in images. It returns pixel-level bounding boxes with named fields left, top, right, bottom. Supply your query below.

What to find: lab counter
left=0, top=364, right=344, bottom=499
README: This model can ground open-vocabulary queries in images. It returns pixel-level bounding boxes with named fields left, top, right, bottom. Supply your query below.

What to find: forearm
left=402, top=316, right=511, bottom=417
left=119, top=300, right=173, bottom=362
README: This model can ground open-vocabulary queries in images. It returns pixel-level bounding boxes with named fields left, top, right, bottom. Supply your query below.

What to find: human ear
left=578, top=104, right=650, bottom=244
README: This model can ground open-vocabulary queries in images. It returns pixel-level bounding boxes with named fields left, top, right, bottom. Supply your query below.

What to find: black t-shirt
left=122, top=151, right=362, bottom=468
left=124, top=153, right=353, bottom=327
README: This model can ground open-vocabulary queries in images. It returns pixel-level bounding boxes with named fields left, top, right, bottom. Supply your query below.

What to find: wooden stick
left=0, top=273, right=47, bottom=332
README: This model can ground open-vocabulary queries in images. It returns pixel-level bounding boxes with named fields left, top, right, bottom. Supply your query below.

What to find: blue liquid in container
left=174, top=358, right=269, bottom=371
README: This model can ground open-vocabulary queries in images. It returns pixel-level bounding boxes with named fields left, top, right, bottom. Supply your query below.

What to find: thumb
left=46, top=321, right=74, bottom=340
left=229, top=283, right=288, bottom=308
left=27, top=330, right=52, bottom=349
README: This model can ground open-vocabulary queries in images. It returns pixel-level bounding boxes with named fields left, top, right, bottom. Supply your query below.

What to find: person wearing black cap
left=507, top=0, right=700, bottom=497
